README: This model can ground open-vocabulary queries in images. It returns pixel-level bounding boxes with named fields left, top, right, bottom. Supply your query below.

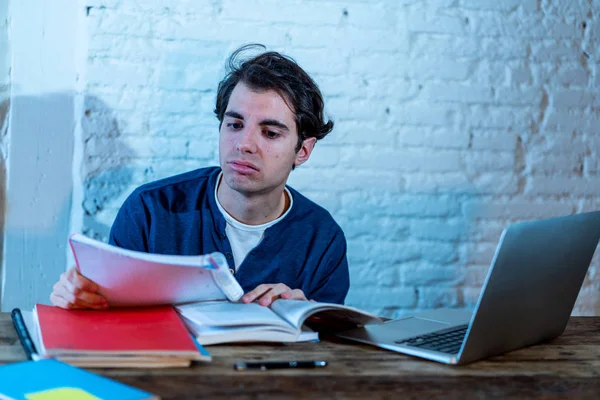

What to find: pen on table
left=11, top=308, right=40, bottom=361
left=234, top=360, right=328, bottom=371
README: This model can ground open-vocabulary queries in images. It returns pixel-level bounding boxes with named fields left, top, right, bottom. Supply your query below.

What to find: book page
left=270, top=300, right=383, bottom=330
left=176, top=301, right=295, bottom=330
left=183, top=323, right=301, bottom=345
left=69, top=234, right=244, bottom=305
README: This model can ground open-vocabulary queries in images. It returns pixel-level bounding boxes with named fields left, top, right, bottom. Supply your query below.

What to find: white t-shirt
left=215, top=173, right=293, bottom=271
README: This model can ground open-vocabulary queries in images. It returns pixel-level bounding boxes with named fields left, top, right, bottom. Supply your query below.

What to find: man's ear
left=294, top=137, right=317, bottom=167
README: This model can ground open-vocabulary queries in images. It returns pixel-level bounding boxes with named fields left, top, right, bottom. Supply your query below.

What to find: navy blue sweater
left=108, top=167, right=350, bottom=304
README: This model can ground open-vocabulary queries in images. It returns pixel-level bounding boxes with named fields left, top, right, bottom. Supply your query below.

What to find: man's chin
left=223, top=173, right=260, bottom=193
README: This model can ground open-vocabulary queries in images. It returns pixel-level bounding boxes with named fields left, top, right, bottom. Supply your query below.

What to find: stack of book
left=18, top=304, right=211, bottom=368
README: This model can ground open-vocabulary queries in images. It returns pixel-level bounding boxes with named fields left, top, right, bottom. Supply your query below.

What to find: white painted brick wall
left=80, top=0, right=600, bottom=317
left=0, top=2, right=8, bottom=91
left=0, top=0, right=9, bottom=156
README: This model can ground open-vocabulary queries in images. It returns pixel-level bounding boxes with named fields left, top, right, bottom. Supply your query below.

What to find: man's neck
left=217, top=176, right=289, bottom=225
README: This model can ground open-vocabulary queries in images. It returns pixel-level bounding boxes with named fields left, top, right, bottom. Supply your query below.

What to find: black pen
left=234, top=360, right=327, bottom=371
left=11, top=308, right=40, bottom=361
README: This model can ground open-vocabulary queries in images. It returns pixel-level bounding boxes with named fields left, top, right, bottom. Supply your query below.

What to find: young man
left=50, top=44, right=350, bottom=310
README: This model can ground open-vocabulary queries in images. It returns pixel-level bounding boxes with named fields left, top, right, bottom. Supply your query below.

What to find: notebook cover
left=0, top=359, right=158, bottom=399
left=36, top=304, right=198, bottom=355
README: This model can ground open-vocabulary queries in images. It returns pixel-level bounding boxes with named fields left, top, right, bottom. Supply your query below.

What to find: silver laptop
left=338, top=211, right=600, bottom=365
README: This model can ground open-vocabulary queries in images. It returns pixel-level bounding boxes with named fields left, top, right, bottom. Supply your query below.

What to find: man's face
left=219, top=82, right=315, bottom=196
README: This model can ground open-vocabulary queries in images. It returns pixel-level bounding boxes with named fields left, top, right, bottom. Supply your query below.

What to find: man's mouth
left=228, top=160, right=260, bottom=174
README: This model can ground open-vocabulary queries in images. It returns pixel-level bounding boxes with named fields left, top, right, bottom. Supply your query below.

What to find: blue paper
left=0, top=359, right=156, bottom=399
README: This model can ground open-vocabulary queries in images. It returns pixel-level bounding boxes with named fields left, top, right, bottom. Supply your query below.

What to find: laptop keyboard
left=395, top=324, right=468, bottom=354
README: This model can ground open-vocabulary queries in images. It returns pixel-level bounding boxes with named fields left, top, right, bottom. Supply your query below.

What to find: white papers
left=69, top=234, right=243, bottom=306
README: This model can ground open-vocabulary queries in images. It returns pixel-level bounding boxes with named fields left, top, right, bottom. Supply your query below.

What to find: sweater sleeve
left=108, top=190, right=150, bottom=252
left=305, top=229, right=350, bottom=304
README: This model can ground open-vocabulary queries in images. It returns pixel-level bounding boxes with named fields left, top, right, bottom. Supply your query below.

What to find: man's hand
left=241, top=283, right=307, bottom=307
left=50, top=266, right=109, bottom=310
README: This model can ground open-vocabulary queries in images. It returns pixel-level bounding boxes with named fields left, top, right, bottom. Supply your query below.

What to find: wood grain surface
left=1, top=314, right=599, bottom=399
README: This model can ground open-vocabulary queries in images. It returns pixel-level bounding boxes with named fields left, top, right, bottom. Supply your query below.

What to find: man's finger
left=54, top=282, right=107, bottom=310
left=243, top=284, right=306, bottom=305
left=63, top=278, right=107, bottom=306
left=281, top=289, right=307, bottom=301
left=75, top=289, right=108, bottom=306
left=61, top=276, right=107, bottom=306
left=291, top=289, right=307, bottom=300
left=241, top=284, right=271, bottom=303
left=50, top=292, right=84, bottom=310
left=256, top=288, right=278, bottom=306
left=257, top=286, right=290, bottom=306
left=50, top=292, right=71, bottom=309
left=67, top=267, right=100, bottom=292
left=53, top=284, right=84, bottom=307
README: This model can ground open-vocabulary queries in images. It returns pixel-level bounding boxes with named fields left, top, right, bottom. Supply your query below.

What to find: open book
left=69, top=233, right=244, bottom=306
left=176, top=299, right=383, bottom=345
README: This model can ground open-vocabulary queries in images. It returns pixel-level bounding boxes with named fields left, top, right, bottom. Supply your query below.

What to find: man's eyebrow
left=260, top=119, right=289, bottom=131
left=224, top=111, right=244, bottom=120
left=224, top=112, right=290, bottom=132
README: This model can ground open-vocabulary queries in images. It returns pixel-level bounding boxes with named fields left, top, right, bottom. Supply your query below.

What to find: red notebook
left=35, top=304, right=200, bottom=357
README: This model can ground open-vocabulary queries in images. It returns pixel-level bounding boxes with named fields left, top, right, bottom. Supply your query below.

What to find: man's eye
left=227, top=123, right=243, bottom=130
left=265, top=131, right=280, bottom=139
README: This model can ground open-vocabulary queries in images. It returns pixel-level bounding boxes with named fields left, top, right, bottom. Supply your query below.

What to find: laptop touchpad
left=387, top=317, right=450, bottom=340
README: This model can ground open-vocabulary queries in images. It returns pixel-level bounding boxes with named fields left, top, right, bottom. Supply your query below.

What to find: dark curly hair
left=214, top=44, right=334, bottom=152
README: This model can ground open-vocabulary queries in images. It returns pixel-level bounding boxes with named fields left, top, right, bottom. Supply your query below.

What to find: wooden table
left=1, top=314, right=600, bottom=399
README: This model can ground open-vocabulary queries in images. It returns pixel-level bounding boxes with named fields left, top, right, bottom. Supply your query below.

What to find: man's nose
left=237, top=126, right=259, bottom=153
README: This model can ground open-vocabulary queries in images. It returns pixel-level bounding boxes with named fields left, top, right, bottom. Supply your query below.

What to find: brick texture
left=0, top=2, right=8, bottom=89
left=80, top=0, right=600, bottom=317
left=0, top=1, right=9, bottom=156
